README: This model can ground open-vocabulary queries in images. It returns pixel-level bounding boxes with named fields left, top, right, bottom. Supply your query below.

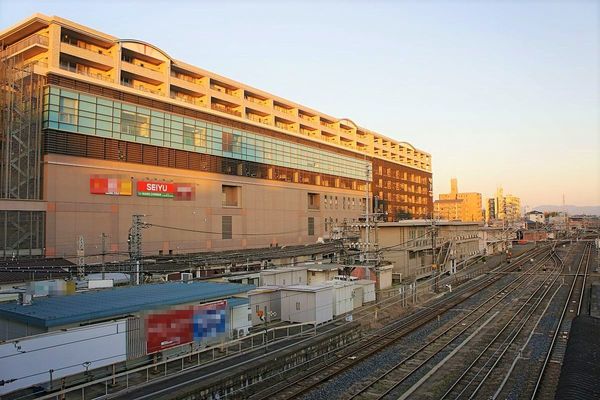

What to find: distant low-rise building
left=486, top=187, right=521, bottom=225
left=478, top=226, right=513, bottom=255
left=434, top=179, right=483, bottom=222
left=360, top=220, right=480, bottom=282
left=525, top=210, right=545, bottom=224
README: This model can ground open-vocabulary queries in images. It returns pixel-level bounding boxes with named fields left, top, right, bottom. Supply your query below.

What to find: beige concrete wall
left=43, top=154, right=363, bottom=260
left=372, top=223, right=480, bottom=281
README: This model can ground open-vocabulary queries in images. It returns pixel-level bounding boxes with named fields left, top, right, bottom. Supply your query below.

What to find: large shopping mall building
left=0, top=14, right=432, bottom=260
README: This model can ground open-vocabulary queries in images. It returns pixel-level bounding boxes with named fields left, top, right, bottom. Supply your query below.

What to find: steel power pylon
left=128, top=215, right=145, bottom=285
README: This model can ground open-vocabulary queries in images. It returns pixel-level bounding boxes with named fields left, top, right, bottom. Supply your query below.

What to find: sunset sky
left=2, top=0, right=598, bottom=207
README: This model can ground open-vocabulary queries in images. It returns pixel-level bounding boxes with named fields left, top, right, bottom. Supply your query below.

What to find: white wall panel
left=0, top=320, right=127, bottom=395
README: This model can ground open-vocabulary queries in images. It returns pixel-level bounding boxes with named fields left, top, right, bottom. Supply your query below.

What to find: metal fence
left=34, top=322, right=317, bottom=400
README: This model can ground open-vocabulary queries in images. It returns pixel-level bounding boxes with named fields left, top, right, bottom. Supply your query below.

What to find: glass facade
left=43, top=86, right=370, bottom=181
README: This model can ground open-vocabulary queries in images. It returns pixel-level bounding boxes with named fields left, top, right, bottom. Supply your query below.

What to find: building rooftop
left=306, top=263, right=343, bottom=271
left=0, top=281, right=253, bottom=328
left=281, top=284, right=332, bottom=292
left=378, top=220, right=481, bottom=227
left=0, top=258, right=73, bottom=284
left=261, top=267, right=308, bottom=275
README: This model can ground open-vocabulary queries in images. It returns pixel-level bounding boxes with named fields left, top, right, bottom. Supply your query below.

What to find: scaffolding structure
left=0, top=52, right=46, bottom=257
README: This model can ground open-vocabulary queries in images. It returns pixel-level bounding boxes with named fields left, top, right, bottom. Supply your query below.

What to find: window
left=308, top=217, right=315, bottom=236
left=308, top=193, right=320, bottom=210
left=222, top=185, right=240, bottom=207
left=184, top=125, right=206, bottom=147
left=121, top=110, right=136, bottom=135
left=120, top=110, right=149, bottom=137
left=255, top=305, right=259, bottom=313
left=59, top=96, right=78, bottom=124
left=222, top=216, right=232, bottom=239
left=296, top=302, right=301, bottom=311
left=222, top=131, right=241, bottom=153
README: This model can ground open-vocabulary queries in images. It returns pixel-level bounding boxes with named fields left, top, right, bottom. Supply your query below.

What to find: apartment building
left=485, top=187, right=521, bottom=225
left=0, top=14, right=432, bottom=259
left=434, top=178, right=483, bottom=222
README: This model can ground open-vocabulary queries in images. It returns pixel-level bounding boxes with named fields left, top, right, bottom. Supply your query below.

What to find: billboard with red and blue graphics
left=145, top=300, right=229, bottom=354
left=193, top=300, right=228, bottom=340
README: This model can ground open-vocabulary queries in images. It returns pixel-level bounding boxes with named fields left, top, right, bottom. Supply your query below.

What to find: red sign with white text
left=146, top=307, right=193, bottom=353
left=137, top=181, right=175, bottom=198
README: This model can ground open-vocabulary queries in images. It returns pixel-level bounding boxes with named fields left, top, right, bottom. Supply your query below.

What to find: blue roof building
left=0, top=281, right=254, bottom=338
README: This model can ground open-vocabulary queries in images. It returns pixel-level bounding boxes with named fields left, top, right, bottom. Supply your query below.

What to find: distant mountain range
left=532, top=205, right=600, bottom=216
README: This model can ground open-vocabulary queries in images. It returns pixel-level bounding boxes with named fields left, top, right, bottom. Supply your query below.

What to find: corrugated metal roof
left=0, top=258, right=73, bottom=283
left=0, top=281, right=254, bottom=328
left=227, top=297, right=249, bottom=308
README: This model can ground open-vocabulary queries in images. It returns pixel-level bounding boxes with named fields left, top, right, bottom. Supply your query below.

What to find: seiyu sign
left=137, top=181, right=175, bottom=198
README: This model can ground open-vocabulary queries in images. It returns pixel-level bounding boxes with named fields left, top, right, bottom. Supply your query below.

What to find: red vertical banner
left=146, top=307, right=194, bottom=354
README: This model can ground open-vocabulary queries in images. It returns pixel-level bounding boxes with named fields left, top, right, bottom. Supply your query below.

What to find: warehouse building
left=0, top=281, right=253, bottom=395
left=0, top=14, right=433, bottom=260
left=0, top=281, right=252, bottom=340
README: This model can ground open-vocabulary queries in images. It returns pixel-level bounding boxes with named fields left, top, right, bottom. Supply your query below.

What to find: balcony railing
left=171, top=71, right=202, bottom=85
left=211, top=103, right=241, bottom=117
left=2, top=34, right=48, bottom=58
left=275, top=122, right=295, bottom=132
left=170, top=93, right=204, bottom=106
left=300, top=128, right=316, bottom=136
left=247, top=114, right=270, bottom=125
left=298, top=114, right=314, bottom=121
left=274, top=105, right=293, bottom=115
left=120, top=79, right=164, bottom=96
left=211, top=84, right=237, bottom=97
left=61, top=37, right=109, bottom=55
left=60, top=63, right=114, bottom=83
left=135, top=85, right=164, bottom=96
left=122, top=58, right=162, bottom=73
left=246, top=96, right=267, bottom=106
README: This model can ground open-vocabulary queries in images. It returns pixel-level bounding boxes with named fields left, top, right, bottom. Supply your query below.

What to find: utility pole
left=100, top=233, right=108, bottom=280
left=128, top=215, right=145, bottom=285
left=431, top=219, right=438, bottom=292
left=77, top=235, right=85, bottom=280
left=365, top=164, right=371, bottom=280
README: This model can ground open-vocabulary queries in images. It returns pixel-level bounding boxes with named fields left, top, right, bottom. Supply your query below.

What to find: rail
left=59, top=63, right=114, bottom=83
left=530, top=242, right=591, bottom=399
left=245, top=246, right=552, bottom=400
left=211, top=103, right=242, bottom=117
left=349, top=251, right=557, bottom=400
left=2, top=34, right=48, bottom=58
left=439, top=253, right=563, bottom=400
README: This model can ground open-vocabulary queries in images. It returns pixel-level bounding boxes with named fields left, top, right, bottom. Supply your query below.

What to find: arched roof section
left=118, top=39, right=172, bottom=62
left=337, top=118, right=359, bottom=129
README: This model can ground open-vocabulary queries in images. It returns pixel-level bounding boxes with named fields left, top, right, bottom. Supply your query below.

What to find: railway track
left=435, top=251, right=564, bottom=400
left=341, top=249, right=561, bottom=400
left=244, top=245, right=552, bottom=400
left=528, top=242, right=591, bottom=400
